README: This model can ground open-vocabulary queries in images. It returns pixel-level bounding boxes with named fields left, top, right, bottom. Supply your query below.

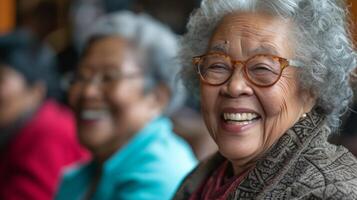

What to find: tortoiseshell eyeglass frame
left=192, top=52, right=292, bottom=87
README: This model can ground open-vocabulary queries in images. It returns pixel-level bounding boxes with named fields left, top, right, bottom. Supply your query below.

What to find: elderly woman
left=55, top=11, right=197, bottom=200
left=173, top=0, right=357, bottom=199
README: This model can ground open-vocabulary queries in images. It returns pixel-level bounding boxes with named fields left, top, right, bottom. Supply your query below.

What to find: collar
left=232, top=109, right=327, bottom=198
left=103, top=116, right=173, bottom=173
left=174, top=109, right=327, bottom=200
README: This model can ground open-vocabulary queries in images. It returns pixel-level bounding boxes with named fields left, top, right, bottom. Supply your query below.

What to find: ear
left=302, top=89, right=316, bottom=114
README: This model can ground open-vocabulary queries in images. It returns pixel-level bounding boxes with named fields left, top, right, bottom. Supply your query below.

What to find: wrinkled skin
left=200, top=12, right=315, bottom=174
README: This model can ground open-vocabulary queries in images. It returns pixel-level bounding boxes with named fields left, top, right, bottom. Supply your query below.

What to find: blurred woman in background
left=0, top=31, right=87, bottom=200
left=56, top=11, right=197, bottom=200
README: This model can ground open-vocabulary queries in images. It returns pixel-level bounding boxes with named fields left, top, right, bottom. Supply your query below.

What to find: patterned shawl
left=173, top=110, right=357, bottom=200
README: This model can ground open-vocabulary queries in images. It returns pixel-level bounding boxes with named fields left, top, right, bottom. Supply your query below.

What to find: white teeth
left=223, top=112, right=258, bottom=121
left=226, top=120, right=254, bottom=125
left=80, top=109, right=110, bottom=120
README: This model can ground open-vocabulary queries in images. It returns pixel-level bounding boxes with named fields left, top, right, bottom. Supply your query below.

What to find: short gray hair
left=181, top=0, right=357, bottom=131
left=84, top=11, right=185, bottom=115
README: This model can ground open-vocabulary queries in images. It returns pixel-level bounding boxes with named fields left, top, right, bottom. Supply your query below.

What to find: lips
left=223, top=112, right=259, bottom=122
left=78, top=109, right=111, bottom=121
left=220, top=108, right=261, bottom=133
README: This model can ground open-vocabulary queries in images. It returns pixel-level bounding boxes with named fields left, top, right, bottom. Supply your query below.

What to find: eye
left=206, top=63, right=231, bottom=73
left=102, top=73, right=119, bottom=82
left=248, top=63, right=279, bottom=75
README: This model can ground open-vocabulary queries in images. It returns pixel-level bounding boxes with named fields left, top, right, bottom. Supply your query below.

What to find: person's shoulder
left=62, top=160, right=91, bottom=177
left=173, top=153, right=223, bottom=200
left=306, top=144, right=357, bottom=180
left=57, top=161, right=93, bottom=189
left=28, top=100, right=76, bottom=138
left=108, top=147, right=195, bottom=200
left=286, top=144, right=357, bottom=198
left=130, top=118, right=197, bottom=170
left=289, top=181, right=357, bottom=200
left=55, top=161, right=93, bottom=200
left=107, top=128, right=198, bottom=199
left=141, top=129, right=198, bottom=172
left=123, top=134, right=197, bottom=177
left=36, top=100, right=75, bottom=126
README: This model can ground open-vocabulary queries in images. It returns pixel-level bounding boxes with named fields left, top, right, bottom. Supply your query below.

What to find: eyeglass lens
left=197, top=54, right=282, bottom=86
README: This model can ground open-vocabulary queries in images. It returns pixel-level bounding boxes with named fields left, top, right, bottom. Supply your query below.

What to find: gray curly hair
left=180, top=0, right=357, bottom=131
left=83, top=11, right=185, bottom=115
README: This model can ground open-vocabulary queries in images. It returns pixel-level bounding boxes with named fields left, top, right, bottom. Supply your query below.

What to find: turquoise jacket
left=55, top=117, right=197, bottom=200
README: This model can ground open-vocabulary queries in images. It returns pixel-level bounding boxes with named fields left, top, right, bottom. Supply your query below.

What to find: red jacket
left=0, top=100, right=88, bottom=200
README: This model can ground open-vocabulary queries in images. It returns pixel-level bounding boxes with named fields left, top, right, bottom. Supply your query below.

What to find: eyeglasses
left=71, top=70, right=141, bottom=87
left=193, top=52, right=294, bottom=87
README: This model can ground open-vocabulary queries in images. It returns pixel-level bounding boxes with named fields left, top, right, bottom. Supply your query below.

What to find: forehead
left=0, top=65, right=24, bottom=79
left=0, top=65, right=27, bottom=89
left=209, top=12, right=294, bottom=58
left=86, top=36, right=131, bottom=56
left=79, top=36, right=139, bottom=72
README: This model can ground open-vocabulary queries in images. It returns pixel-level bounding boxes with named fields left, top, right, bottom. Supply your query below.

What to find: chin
left=78, top=135, right=97, bottom=149
left=215, top=134, right=262, bottom=162
left=221, top=146, right=260, bottom=162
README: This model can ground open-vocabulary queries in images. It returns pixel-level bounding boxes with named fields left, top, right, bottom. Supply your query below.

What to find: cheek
left=258, top=85, right=289, bottom=116
left=260, top=74, right=302, bottom=117
left=107, top=82, right=156, bottom=136
left=0, top=81, right=30, bottom=125
left=200, top=85, right=213, bottom=115
left=258, top=77, right=304, bottom=137
left=0, top=78, right=24, bottom=99
left=0, top=81, right=28, bottom=111
left=106, top=82, right=144, bottom=115
left=68, top=85, right=81, bottom=108
left=275, top=77, right=303, bottom=116
left=106, top=86, right=129, bottom=113
left=200, top=84, right=220, bottom=131
left=0, top=86, right=12, bottom=103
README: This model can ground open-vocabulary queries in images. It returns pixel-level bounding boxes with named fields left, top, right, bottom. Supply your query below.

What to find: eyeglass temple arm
left=289, top=59, right=303, bottom=67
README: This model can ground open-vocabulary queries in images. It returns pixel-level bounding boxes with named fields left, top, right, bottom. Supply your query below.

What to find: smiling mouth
left=222, top=112, right=261, bottom=125
left=79, top=109, right=111, bottom=121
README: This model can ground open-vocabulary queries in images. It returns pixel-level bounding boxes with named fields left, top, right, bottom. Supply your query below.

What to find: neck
left=230, top=159, right=256, bottom=176
left=93, top=146, right=119, bottom=166
left=91, top=135, right=130, bottom=166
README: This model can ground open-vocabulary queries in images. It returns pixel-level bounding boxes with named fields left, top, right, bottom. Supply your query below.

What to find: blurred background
left=2, top=1, right=357, bottom=199
left=0, top=0, right=201, bottom=85
left=0, top=0, right=219, bottom=162
left=0, top=0, right=357, bottom=159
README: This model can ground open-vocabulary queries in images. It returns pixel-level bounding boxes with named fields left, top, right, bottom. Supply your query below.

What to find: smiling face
left=200, top=12, right=315, bottom=173
left=0, top=66, right=44, bottom=128
left=0, top=66, right=34, bottom=127
left=69, top=36, right=161, bottom=161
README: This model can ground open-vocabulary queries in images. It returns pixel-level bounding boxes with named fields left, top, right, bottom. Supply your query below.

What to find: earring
left=302, top=113, right=307, bottom=118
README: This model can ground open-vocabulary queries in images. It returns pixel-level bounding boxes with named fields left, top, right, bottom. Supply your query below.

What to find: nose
left=68, top=75, right=104, bottom=109
left=81, top=79, right=102, bottom=100
left=221, top=67, right=254, bottom=98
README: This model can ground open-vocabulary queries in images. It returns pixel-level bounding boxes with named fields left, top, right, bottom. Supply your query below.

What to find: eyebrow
left=250, top=45, right=279, bottom=56
left=209, top=41, right=230, bottom=54
left=208, top=42, right=281, bottom=57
